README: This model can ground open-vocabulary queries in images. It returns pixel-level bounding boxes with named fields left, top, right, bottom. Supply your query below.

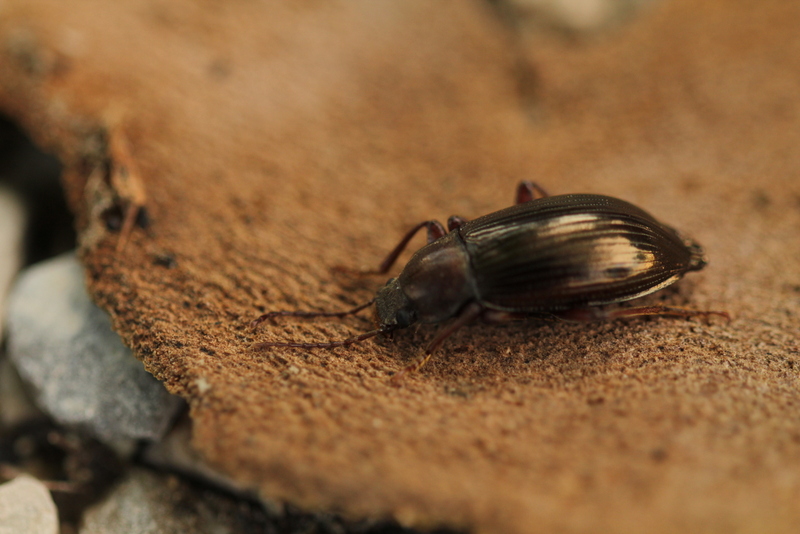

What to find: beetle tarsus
left=391, top=353, right=435, bottom=383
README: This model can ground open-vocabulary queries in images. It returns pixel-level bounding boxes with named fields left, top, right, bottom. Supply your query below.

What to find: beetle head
left=375, top=277, right=418, bottom=330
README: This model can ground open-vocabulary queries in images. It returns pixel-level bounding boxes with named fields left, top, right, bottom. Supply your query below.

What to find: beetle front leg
left=391, top=302, right=483, bottom=382
left=516, top=181, right=550, bottom=204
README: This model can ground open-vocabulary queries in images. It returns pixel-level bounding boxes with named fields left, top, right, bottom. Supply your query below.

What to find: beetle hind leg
left=604, top=305, right=730, bottom=322
left=557, top=305, right=730, bottom=323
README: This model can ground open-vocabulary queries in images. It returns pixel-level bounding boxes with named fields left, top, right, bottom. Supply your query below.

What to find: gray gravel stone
left=0, top=475, right=58, bottom=534
left=6, top=253, right=183, bottom=443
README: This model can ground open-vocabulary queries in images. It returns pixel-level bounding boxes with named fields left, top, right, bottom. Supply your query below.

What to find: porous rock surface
left=0, top=475, right=58, bottom=534
left=0, top=1, right=798, bottom=532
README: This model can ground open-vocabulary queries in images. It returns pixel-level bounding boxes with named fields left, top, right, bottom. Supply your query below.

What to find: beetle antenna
left=253, top=326, right=392, bottom=351
left=251, top=299, right=376, bottom=328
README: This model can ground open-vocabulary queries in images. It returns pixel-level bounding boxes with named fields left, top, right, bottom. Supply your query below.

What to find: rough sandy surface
left=1, top=1, right=798, bottom=532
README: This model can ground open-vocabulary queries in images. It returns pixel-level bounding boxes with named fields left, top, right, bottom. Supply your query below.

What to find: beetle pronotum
left=253, top=182, right=728, bottom=376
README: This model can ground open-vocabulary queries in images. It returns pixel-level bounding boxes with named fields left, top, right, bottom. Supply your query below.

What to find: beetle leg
left=481, top=309, right=570, bottom=327
left=604, top=305, right=730, bottom=322
left=516, top=181, right=550, bottom=204
left=556, top=305, right=730, bottom=322
left=370, top=220, right=447, bottom=274
left=392, top=302, right=483, bottom=381
left=480, top=309, right=530, bottom=323
left=447, top=215, right=468, bottom=231
left=426, top=302, right=483, bottom=353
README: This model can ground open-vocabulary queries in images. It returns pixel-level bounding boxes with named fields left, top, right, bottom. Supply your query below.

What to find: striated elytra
left=253, top=182, right=727, bottom=375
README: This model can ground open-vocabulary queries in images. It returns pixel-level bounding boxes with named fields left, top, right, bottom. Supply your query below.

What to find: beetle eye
left=395, top=308, right=416, bottom=328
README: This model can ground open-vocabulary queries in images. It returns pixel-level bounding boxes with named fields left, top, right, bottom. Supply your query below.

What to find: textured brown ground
left=1, top=1, right=799, bottom=532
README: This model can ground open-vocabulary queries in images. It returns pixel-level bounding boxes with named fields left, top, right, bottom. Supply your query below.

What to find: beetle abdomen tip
left=683, top=238, right=708, bottom=271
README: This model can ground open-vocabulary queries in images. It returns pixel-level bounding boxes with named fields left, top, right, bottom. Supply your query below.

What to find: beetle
left=252, top=182, right=728, bottom=375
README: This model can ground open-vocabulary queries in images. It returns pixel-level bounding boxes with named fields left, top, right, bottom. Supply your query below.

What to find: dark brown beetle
left=253, top=182, right=727, bottom=375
